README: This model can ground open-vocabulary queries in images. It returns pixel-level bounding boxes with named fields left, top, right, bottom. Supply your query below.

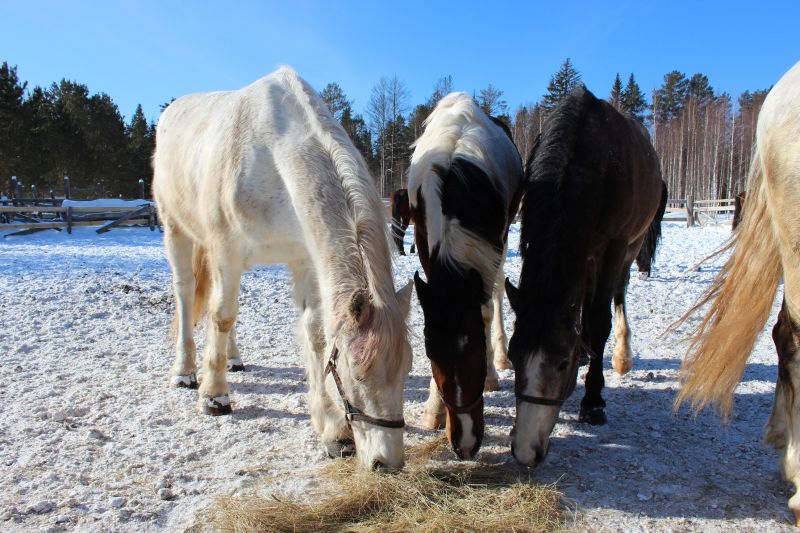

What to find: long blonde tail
left=675, top=148, right=782, bottom=417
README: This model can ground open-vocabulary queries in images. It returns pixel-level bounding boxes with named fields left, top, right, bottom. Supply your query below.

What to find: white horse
left=153, top=66, right=413, bottom=470
left=407, top=93, right=523, bottom=457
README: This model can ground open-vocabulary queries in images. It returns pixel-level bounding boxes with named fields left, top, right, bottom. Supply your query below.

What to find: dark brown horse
left=505, top=85, right=665, bottom=467
left=408, top=93, right=522, bottom=459
left=390, top=188, right=414, bottom=255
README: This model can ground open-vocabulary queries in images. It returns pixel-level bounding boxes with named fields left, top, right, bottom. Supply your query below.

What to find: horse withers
left=676, top=61, right=800, bottom=524
left=408, top=93, right=523, bottom=459
left=505, top=85, right=665, bottom=467
left=153, top=66, right=413, bottom=471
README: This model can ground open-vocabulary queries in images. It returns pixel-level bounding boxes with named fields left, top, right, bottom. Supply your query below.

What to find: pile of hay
left=209, top=435, right=569, bottom=532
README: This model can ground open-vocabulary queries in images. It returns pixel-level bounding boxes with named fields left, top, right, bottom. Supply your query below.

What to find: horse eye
left=556, top=360, right=569, bottom=372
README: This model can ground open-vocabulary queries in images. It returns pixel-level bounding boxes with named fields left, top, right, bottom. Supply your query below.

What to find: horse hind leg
left=197, top=253, right=243, bottom=415
left=164, top=224, right=198, bottom=389
left=611, top=255, right=635, bottom=375
left=421, top=376, right=446, bottom=430
left=767, top=300, right=800, bottom=524
left=492, top=246, right=512, bottom=371
left=482, top=301, right=501, bottom=391
left=226, top=324, right=245, bottom=372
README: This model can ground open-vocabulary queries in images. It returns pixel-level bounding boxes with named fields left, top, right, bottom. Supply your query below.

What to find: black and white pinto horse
left=408, top=93, right=523, bottom=459
left=153, top=67, right=413, bottom=471
left=505, top=85, right=665, bottom=467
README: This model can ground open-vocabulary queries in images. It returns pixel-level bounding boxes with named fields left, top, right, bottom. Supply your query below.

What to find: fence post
left=138, top=178, right=145, bottom=199
left=148, top=203, right=155, bottom=231
left=63, top=176, right=71, bottom=199
left=31, top=184, right=38, bottom=200
left=11, top=176, right=19, bottom=206
left=66, top=206, right=73, bottom=234
left=686, top=196, right=694, bottom=228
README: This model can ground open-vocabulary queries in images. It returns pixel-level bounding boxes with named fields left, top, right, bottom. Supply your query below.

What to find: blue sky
left=1, top=1, right=798, bottom=124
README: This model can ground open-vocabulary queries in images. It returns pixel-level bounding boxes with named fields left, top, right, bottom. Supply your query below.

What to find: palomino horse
left=677, top=61, right=800, bottom=523
left=505, top=85, right=665, bottom=467
left=153, top=67, right=413, bottom=471
left=390, top=188, right=415, bottom=255
left=408, top=93, right=523, bottom=459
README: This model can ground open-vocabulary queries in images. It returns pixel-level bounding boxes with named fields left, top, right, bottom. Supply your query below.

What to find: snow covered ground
left=0, top=221, right=793, bottom=531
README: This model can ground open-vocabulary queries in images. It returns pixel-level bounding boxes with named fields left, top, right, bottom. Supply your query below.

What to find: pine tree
left=320, top=82, right=352, bottom=122
left=687, top=73, right=714, bottom=102
left=476, top=84, right=507, bottom=117
left=127, top=104, right=155, bottom=194
left=0, top=62, right=28, bottom=187
left=621, top=73, right=648, bottom=122
left=542, top=58, right=582, bottom=113
left=654, top=70, right=689, bottom=122
left=609, top=73, right=623, bottom=110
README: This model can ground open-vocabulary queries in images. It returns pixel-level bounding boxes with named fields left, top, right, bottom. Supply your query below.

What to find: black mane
left=516, top=85, right=603, bottom=326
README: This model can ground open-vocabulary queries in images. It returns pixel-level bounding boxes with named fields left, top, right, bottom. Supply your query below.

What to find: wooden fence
left=664, top=197, right=736, bottom=227
left=0, top=204, right=157, bottom=237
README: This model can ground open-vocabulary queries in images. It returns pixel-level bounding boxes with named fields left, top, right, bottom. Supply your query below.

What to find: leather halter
left=324, top=345, right=405, bottom=429
left=437, top=386, right=483, bottom=414
left=515, top=392, right=566, bottom=407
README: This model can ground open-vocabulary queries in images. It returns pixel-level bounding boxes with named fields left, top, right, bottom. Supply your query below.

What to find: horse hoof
left=227, top=358, right=245, bottom=372
left=171, top=373, right=198, bottom=389
left=325, top=439, right=356, bottom=459
left=421, top=411, right=445, bottom=430
left=494, top=357, right=513, bottom=371
left=200, top=395, right=232, bottom=416
left=612, top=356, right=633, bottom=375
left=579, top=407, right=607, bottom=426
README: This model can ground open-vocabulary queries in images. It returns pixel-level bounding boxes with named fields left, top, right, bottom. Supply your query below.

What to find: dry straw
left=209, top=435, right=569, bottom=532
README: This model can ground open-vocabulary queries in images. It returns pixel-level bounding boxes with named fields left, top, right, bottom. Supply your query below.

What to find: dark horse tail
left=635, top=180, right=667, bottom=277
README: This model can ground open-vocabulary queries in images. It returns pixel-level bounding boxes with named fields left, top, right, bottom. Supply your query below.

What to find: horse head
left=415, top=268, right=486, bottom=459
left=328, top=280, right=413, bottom=471
left=505, top=277, right=583, bottom=467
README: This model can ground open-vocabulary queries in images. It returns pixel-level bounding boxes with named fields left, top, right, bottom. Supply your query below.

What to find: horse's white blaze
left=456, top=413, right=477, bottom=457
left=512, top=350, right=558, bottom=465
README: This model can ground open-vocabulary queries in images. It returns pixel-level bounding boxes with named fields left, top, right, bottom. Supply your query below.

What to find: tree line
left=0, top=62, right=155, bottom=198
left=0, top=58, right=768, bottom=201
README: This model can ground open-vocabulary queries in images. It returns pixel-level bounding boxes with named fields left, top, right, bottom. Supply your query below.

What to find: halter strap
left=324, top=346, right=405, bottom=429
left=437, top=387, right=483, bottom=414
left=515, top=393, right=566, bottom=407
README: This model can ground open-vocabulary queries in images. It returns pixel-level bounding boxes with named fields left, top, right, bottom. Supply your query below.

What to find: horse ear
left=350, top=290, right=372, bottom=327
left=396, top=279, right=413, bottom=318
left=413, top=271, right=428, bottom=307
left=505, top=277, right=522, bottom=312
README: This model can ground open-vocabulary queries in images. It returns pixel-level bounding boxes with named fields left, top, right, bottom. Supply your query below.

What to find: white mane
left=407, top=92, right=521, bottom=290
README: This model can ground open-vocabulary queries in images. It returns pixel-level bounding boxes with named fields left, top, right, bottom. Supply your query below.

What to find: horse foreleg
left=421, top=375, right=446, bottom=430
left=767, top=300, right=800, bottom=524
left=197, top=258, right=242, bottom=415
left=291, top=262, right=354, bottom=457
left=164, top=225, right=198, bottom=389
left=612, top=265, right=634, bottom=375
left=580, top=241, right=626, bottom=425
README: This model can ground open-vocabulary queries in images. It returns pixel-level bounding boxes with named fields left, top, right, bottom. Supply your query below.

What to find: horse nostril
left=372, top=460, right=389, bottom=472
left=453, top=445, right=464, bottom=460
